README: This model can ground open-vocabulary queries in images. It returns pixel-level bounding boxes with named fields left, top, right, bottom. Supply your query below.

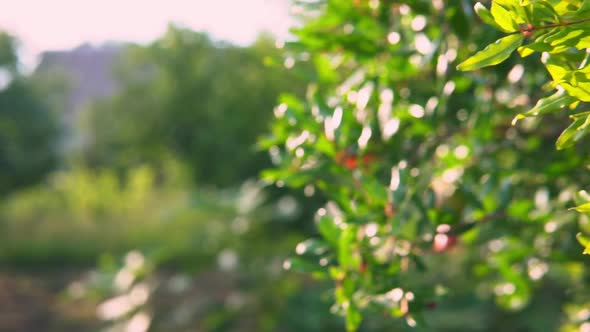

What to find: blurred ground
left=0, top=271, right=97, bottom=332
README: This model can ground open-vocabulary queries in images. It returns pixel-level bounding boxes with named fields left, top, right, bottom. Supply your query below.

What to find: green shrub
left=262, top=1, right=590, bottom=330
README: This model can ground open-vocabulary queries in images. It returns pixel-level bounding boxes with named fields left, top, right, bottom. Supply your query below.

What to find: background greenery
left=0, top=1, right=590, bottom=331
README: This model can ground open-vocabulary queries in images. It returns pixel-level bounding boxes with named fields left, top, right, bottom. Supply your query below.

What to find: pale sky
left=0, top=0, right=294, bottom=66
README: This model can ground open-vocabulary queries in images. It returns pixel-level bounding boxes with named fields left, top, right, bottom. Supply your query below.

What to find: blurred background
left=0, top=1, right=346, bottom=331
left=2, top=1, right=588, bottom=332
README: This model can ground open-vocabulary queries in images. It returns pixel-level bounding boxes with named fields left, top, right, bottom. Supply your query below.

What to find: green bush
left=262, top=1, right=590, bottom=330
left=0, top=162, right=259, bottom=266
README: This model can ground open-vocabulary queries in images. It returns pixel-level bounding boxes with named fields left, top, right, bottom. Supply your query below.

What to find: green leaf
left=317, top=213, right=342, bottom=246
left=561, top=81, right=590, bottom=102
left=457, top=34, right=524, bottom=71
left=345, top=305, right=363, bottom=332
left=544, top=57, right=569, bottom=81
left=573, top=202, right=590, bottom=213
left=517, top=42, right=552, bottom=57
left=285, top=257, right=327, bottom=274
left=578, top=0, right=590, bottom=13
left=556, top=115, right=590, bottom=150
left=295, top=238, right=329, bottom=257
left=577, top=232, right=590, bottom=246
left=531, top=1, right=561, bottom=24
left=550, top=29, right=585, bottom=47
left=490, top=2, right=520, bottom=32
left=474, top=2, right=507, bottom=31
left=513, top=90, right=577, bottom=122
left=314, top=54, right=339, bottom=83
left=338, top=226, right=360, bottom=269
left=576, top=232, right=590, bottom=254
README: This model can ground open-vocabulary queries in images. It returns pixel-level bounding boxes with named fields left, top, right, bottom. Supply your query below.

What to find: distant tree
left=0, top=32, right=59, bottom=195
left=80, top=26, right=307, bottom=187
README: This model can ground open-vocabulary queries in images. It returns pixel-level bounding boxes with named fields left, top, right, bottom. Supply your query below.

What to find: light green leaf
left=556, top=115, right=590, bottom=150
left=316, top=213, right=342, bottom=246
left=513, top=90, right=577, bottom=122
left=517, top=41, right=552, bottom=57
left=574, top=36, right=590, bottom=49
left=550, top=29, right=585, bottom=47
left=576, top=232, right=590, bottom=254
left=560, top=81, right=590, bottom=102
left=338, top=226, right=360, bottom=269
left=517, top=46, right=534, bottom=57
left=577, top=232, right=590, bottom=246
left=545, top=57, right=569, bottom=81
left=457, top=34, right=524, bottom=71
left=490, top=2, right=520, bottom=32
left=543, top=28, right=570, bottom=44
left=474, top=2, right=507, bottom=31
left=345, top=305, right=363, bottom=332
left=573, top=202, right=590, bottom=213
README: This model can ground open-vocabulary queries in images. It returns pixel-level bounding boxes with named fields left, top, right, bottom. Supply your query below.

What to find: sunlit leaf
left=457, top=34, right=524, bottom=71
left=513, top=90, right=577, bottom=121
left=490, top=2, right=520, bottom=32
left=556, top=115, right=590, bottom=150
left=576, top=233, right=590, bottom=254
left=474, top=2, right=507, bottom=31
left=572, top=202, right=590, bottom=213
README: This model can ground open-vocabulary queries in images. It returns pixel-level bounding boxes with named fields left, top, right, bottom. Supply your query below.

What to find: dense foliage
left=262, top=1, right=590, bottom=331
left=458, top=0, right=590, bottom=150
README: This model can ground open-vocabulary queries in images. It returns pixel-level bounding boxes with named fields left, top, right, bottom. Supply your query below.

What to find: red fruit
left=335, top=150, right=357, bottom=170
left=520, top=23, right=534, bottom=36
left=426, top=301, right=437, bottom=310
left=433, top=234, right=458, bottom=253
left=344, top=156, right=357, bottom=170
left=335, top=150, right=377, bottom=171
